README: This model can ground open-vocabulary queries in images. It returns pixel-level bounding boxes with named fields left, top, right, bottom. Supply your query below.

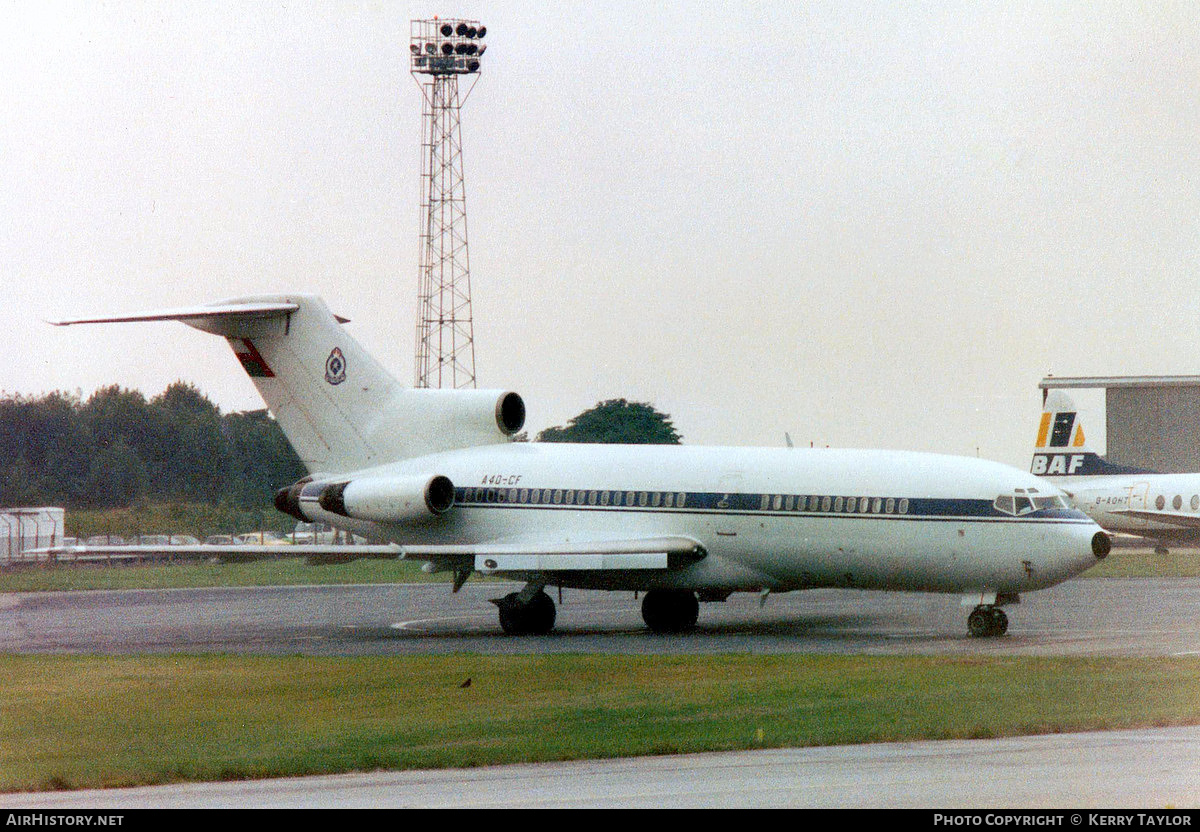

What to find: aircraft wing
left=28, top=536, right=706, bottom=573
left=1109, top=510, right=1200, bottom=528
left=28, top=543, right=402, bottom=566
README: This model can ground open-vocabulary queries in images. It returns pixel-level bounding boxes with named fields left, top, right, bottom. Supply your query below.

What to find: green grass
left=1, top=654, right=1199, bottom=793
left=1087, top=546, right=1200, bottom=578
left=0, top=558, right=444, bottom=593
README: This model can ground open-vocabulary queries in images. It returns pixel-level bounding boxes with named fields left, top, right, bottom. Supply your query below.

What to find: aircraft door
left=1126, top=482, right=1150, bottom=528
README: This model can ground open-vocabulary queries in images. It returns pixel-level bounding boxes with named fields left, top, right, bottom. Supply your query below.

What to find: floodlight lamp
left=425, top=42, right=436, bottom=54
left=477, top=44, right=486, bottom=56
left=456, top=23, right=468, bottom=36
left=477, top=26, right=486, bottom=37
left=410, top=44, right=420, bottom=54
left=466, top=27, right=477, bottom=38
left=465, top=43, right=478, bottom=55
left=466, top=60, right=480, bottom=72
left=441, top=42, right=454, bottom=55
left=440, top=23, right=453, bottom=36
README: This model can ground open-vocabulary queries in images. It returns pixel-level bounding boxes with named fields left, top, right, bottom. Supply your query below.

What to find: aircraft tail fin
left=52, top=295, right=524, bottom=474
left=1031, top=390, right=1155, bottom=477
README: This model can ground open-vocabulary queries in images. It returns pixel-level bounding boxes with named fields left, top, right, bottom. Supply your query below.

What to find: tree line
left=0, top=383, right=305, bottom=510
left=0, top=387, right=681, bottom=512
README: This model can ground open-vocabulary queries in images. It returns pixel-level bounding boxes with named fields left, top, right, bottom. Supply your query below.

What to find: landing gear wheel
left=989, top=607, right=1008, bottom=636
left=967, top=605, right=1008, bottom=638
left=495, top=590, right=557, bottom=636
left=641, top=590, right=699, bottom=634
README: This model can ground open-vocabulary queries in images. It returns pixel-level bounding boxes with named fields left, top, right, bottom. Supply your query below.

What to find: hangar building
left=1039, top=376, right=1200, bottom=474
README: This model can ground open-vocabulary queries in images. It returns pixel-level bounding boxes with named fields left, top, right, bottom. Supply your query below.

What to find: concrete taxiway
left=5, top=726, right=1200, bottom=808
left=1, top=576, right=1199, bottom=656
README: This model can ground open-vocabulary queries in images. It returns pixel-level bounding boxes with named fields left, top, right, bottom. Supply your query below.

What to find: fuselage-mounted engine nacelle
left=316, top=474, right=455, bottom=523
left=274, top=477, right=314, bottom=522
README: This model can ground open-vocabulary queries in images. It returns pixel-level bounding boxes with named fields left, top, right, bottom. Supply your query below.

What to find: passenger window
left=1174, top=495, right=1183, bottom=511
left=677, top=493, right=687, bottom=508
left=772, top=495, right=783, bottom=510
left=872, top=498, right=883, bottom=513
left=898, top=498, right=909, bottom=514
left=885, top=498, right=895, bottom=514
left=1156, top=495, right=1166, bottom=510
left=834, top=497, right=844, bottom=512
left=821, top=496, right=831, bottom=512
left=1192, top=495, right=1199, bottom=511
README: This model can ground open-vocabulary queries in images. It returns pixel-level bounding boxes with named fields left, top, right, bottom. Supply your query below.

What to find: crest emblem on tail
left=325, top=347, right=347, bottom=385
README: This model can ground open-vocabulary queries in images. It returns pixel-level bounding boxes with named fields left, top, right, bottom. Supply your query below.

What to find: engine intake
left=318, top=474, right=455, bottom=523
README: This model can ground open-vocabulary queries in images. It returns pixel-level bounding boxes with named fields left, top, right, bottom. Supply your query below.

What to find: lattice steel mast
left=410, top=18, right=487, bottom=389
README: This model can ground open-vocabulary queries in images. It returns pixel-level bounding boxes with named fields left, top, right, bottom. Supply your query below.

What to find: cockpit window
left=995, top=492, right=1067, bottom=515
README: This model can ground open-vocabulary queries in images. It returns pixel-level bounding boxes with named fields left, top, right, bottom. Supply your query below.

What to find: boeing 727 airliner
left=53, top=295, right=1108, bottom=637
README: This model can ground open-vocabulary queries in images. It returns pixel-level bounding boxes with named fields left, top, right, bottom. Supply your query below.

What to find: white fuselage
left=303, top=443, right=1103, bottom=596
left=1045, top=473, right=1200, bottom=541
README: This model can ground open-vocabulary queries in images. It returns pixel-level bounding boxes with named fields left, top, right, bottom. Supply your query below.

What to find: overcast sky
left=2, top=2, right=1198, bottom=468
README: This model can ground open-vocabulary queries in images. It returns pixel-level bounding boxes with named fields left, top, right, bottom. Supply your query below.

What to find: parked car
left=234, top=531, right=287, bottom=545
left=286, top=522, right=336, bottom=544
left=203, top=535, right=240, bottom=545
left=169, top=535, right=201, bottom=545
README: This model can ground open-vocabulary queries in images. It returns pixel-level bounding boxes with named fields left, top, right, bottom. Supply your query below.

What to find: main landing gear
left=492, top=584, right=556, bottom=636
left=967, top=605, right=1008, bottom=638
left=641, top=589, right=700, bottom=634
left=491, top=585, right=703, bottom=636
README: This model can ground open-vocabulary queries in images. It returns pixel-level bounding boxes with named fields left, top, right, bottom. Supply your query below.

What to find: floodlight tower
left=410, top=18, right=487, bottom=389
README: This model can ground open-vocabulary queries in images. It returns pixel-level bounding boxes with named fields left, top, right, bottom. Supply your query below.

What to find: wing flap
left=402, top=535, right=706, bottom=574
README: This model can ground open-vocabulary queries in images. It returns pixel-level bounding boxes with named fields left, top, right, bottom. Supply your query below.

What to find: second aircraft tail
left=1032, top=390, right=1154, bottom=477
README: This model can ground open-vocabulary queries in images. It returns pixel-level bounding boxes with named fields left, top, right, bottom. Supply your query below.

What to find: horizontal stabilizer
left=47, top=301, right=301, bottom=327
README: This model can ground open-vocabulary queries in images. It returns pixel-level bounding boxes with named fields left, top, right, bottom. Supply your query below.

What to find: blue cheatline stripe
left=451, top=487, right=1092, bottom=523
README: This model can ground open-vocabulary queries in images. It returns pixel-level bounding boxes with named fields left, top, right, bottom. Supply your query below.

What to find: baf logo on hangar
left=325, top=348, right=347, bottom=385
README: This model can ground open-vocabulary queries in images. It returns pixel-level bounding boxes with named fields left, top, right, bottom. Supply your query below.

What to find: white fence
left=0, top=507, right=65, bottom=565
